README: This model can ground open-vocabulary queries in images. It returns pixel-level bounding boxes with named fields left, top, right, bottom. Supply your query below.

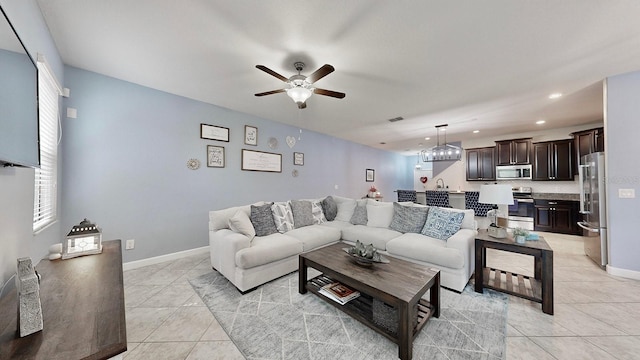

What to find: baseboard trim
left=606, top=264, right=640, bottom=280
left=122, top=246, right=209, bottom=271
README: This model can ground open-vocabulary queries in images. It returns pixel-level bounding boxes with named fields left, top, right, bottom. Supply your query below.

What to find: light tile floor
left=122, top=232, right=640, bottom=359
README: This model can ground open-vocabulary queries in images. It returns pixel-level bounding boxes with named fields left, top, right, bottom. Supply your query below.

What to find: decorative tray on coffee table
left=343, top=240, right=389, bottom=266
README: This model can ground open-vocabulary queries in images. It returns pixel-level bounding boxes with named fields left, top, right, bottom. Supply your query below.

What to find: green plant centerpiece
left=344, top=240, right=389, bottom=265
left=512, top=227, right=529, bottom=244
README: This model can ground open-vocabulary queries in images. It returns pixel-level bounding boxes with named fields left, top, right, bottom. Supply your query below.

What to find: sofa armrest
left=209, top=229, right=251, bottom=279
left=446, top=228, right=478, bottom=278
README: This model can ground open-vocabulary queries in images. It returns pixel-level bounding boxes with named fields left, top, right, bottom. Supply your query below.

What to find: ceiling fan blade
left=256, top=65, right=289, bottom=82
left=307, top=64, right=335, bottom=83
left=255, top=89, right=286, bottom=97
left=298, top=102, right=307, bottom=109
left=314, top=88, right=346, bottom=99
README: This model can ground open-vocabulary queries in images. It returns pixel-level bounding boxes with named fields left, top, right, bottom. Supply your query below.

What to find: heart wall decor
left=286, top=136, right=296, bottom=148
left=420, top=176, right=428, bottom=184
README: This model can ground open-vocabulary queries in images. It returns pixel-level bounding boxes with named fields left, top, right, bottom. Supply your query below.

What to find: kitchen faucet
left=436, top=178, right=445, bottom=189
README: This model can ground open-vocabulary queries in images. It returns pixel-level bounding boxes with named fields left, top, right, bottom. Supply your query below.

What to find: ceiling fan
left=255, top=62, right=346, bottom=109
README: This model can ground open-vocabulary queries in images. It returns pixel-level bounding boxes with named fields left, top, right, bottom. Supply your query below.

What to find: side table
left=474, top=229, right=554, bottom=315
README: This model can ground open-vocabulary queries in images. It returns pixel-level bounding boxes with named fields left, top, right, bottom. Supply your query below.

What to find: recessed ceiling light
left=536, top=120, right=546, bottom=125
left=473, top=130, right=480, bottom=133
left=548, top=93, right=562, bottom=99
left=418, top=143, right=423, bottom=147
left=424, top=137, right=430, bottom=140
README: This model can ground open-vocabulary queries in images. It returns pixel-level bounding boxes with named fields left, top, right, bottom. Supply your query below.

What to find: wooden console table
left=0, top=240, right=127, bottom=359
left=474, top=230, right=554, bottom=315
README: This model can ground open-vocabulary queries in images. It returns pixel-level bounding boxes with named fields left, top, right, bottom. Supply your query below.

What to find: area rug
left=190, top=270, right=508, bottom=360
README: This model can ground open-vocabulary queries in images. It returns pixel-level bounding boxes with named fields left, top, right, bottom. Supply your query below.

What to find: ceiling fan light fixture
left=286, top=86, right=313, bottom=104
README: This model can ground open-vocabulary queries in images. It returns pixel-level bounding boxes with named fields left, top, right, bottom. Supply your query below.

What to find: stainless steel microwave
left=496, top=164, right=532, bottom=180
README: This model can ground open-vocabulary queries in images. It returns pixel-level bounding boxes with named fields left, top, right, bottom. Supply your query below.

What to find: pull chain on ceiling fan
left=255, top=62, right=346, bottom=109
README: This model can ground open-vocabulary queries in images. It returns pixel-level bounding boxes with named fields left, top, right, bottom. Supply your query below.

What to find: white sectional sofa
left=208, top=196, right=477, bottom=293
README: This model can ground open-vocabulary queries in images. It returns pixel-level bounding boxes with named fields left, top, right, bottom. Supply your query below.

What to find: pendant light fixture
left=420, top=124, right=463, bottom=162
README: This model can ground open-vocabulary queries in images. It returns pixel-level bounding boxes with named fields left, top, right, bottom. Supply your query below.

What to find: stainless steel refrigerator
left=578, top=152, right=607, bottom=267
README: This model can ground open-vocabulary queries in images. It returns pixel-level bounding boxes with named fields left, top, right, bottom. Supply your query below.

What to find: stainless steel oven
left=507, top=187, right=534, bottom=230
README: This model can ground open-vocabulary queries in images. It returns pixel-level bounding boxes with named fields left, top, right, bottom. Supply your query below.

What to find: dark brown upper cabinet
left=466, top=147, right=495, bottom=181
left=496, top=138, right=532, bottom=165
left=532, top=139, right=574, bottom=181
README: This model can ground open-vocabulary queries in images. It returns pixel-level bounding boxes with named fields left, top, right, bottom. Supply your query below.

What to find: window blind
left=33, top=56, right=62, bottom=232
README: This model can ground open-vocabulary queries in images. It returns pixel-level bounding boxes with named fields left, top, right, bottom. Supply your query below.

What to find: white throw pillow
left=271, top=202, right=295, bottom=233
left=366, top=200, right=395, bottom=228
left=228, top=210, right=256, bottom=240
left=311, top=200, right=326, bottom=224
left=333, top=196, right=357, bottom=222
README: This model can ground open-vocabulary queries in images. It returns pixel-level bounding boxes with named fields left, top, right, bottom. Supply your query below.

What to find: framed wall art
left=244, top=125, right=258, bottom=146
left=366, top=168, right=375, bottom=182
left=201, top=123, right=229, bottom=142
left=207, top=145, right=225, bottom=168
left=241, top=149, right=282, bottom=173
left=293, top=152, right=304, bottom=166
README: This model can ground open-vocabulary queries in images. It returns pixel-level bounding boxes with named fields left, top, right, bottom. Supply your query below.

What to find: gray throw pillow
left=321, top=196, right=338, bottom=221
left=290, top=200, right=314, bottom=228
left=350, top=202, right=368, bottom=225
left=389, top=202, right=429, bottom=233
left=250, top=203, right=278, bottom=236
left=421, top=207, right=465, bottom=240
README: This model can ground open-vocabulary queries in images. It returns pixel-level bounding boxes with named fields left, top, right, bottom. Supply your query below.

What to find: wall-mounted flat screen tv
left=0, top=6, right=39, bottom=168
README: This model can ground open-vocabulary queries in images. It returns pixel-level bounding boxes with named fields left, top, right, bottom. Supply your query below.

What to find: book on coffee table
left=319, top=282, right=360, bottom=305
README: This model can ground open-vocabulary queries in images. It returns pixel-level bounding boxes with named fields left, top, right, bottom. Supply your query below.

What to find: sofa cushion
left=421, top=207, right=465, bottom=240
left=228, top=210, right=256, bottom=240
left=290, top=200, right=314, bottom=228
left=209, top=202, right=265, bottom=230
left=334, top=196, right=357, bottom=222
left=366, top=200, right=394, bottom=228
left=341, top=225, right=402, bottom=251
left=286, top=224, right=341, bottom=251
left=271, top=202, right=294, bottom=233
left=350, top=199, right=368, bottom=225
left=311, top=200, right=327, bottom=224
left=321, top=196, right=338, bottom=221
left=389, top=202, right=429, bottom=233
left=319, top=220, right=354, bottom=232
left=235, top=233, right=303, bottom=269
left=386, top=233, right=465, bottom=269
left=250, top=203, right=278, bottom=236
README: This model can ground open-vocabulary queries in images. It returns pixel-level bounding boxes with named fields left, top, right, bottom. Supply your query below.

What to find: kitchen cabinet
left=532, top=139, right=574, bottom=181
left=466, top=147, right=495, bottom=181
left=571, top=127, right=604, bottom=170
left=534, top=199, right=580, bottom=235
left=496, top=138, right=531, bottom=165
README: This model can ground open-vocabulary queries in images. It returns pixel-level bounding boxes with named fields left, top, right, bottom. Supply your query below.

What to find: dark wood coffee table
left=299, top=242, right=440, bottom=360
left=474, top=229, right=554, bottom=315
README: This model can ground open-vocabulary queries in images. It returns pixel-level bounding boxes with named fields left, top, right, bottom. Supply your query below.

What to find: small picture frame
left=244, top=125, right=258, bottom=146
left=366, top=169, right=375, bottom=182
left=293, top=152, right=304, bottom=166
left=207, top=145, right=225, bottom=168
left=201, top=123, right=229, bottom=142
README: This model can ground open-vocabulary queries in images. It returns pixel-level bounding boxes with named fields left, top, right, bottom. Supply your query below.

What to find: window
left=33, top=55, right=62, bottom=232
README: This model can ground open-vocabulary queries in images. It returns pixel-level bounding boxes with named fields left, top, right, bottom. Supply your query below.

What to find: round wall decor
left=187, top=158, right=201, bottom=170
left=268, top=137, right=278, bottom=149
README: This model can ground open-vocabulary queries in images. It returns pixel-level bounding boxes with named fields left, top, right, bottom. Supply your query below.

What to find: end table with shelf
left=474, top=229, right=554, bottom=315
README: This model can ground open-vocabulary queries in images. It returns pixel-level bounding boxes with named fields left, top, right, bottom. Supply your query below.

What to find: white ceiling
left=36, top=0, right=640, bottom=155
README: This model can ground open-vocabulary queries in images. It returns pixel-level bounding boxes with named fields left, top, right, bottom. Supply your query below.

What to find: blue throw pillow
left=421, top=207, right=465, bottom=240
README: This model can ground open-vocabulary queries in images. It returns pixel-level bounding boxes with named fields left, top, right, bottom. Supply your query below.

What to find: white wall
left=0, top=0, right=64, bottom=298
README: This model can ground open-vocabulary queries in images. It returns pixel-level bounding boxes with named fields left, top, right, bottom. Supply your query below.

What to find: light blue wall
left=62, top=67, right=412, bottom=263
left=605, top=71, right=640, bottom=273
left=0, top=0, right=63, bottom=297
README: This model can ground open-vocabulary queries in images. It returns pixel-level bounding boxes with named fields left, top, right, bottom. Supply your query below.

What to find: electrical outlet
left=125, top=239, right=135, bottom=250
left=334, top=184, right=339, bottom=190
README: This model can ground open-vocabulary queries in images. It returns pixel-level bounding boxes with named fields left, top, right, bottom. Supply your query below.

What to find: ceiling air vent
left=387, top=116, right=404, bottom=123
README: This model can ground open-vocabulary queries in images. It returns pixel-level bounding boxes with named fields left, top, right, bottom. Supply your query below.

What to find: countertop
left=532, top=193, right=580, bottom=201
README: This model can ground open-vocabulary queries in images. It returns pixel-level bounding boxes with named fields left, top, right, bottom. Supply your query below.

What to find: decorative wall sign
left=366, top=168, right=375, bottom=182
left=201, top=123, right=229, bottom=142
left=244, top=125, right=258, bottom=146
left=207, top=145, right=225, bottom=168
left=294, top=152, right=304, bottom=166
left=286, top=136, right=296, bottom=148
left=241, top=149, right=282, bottom=173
